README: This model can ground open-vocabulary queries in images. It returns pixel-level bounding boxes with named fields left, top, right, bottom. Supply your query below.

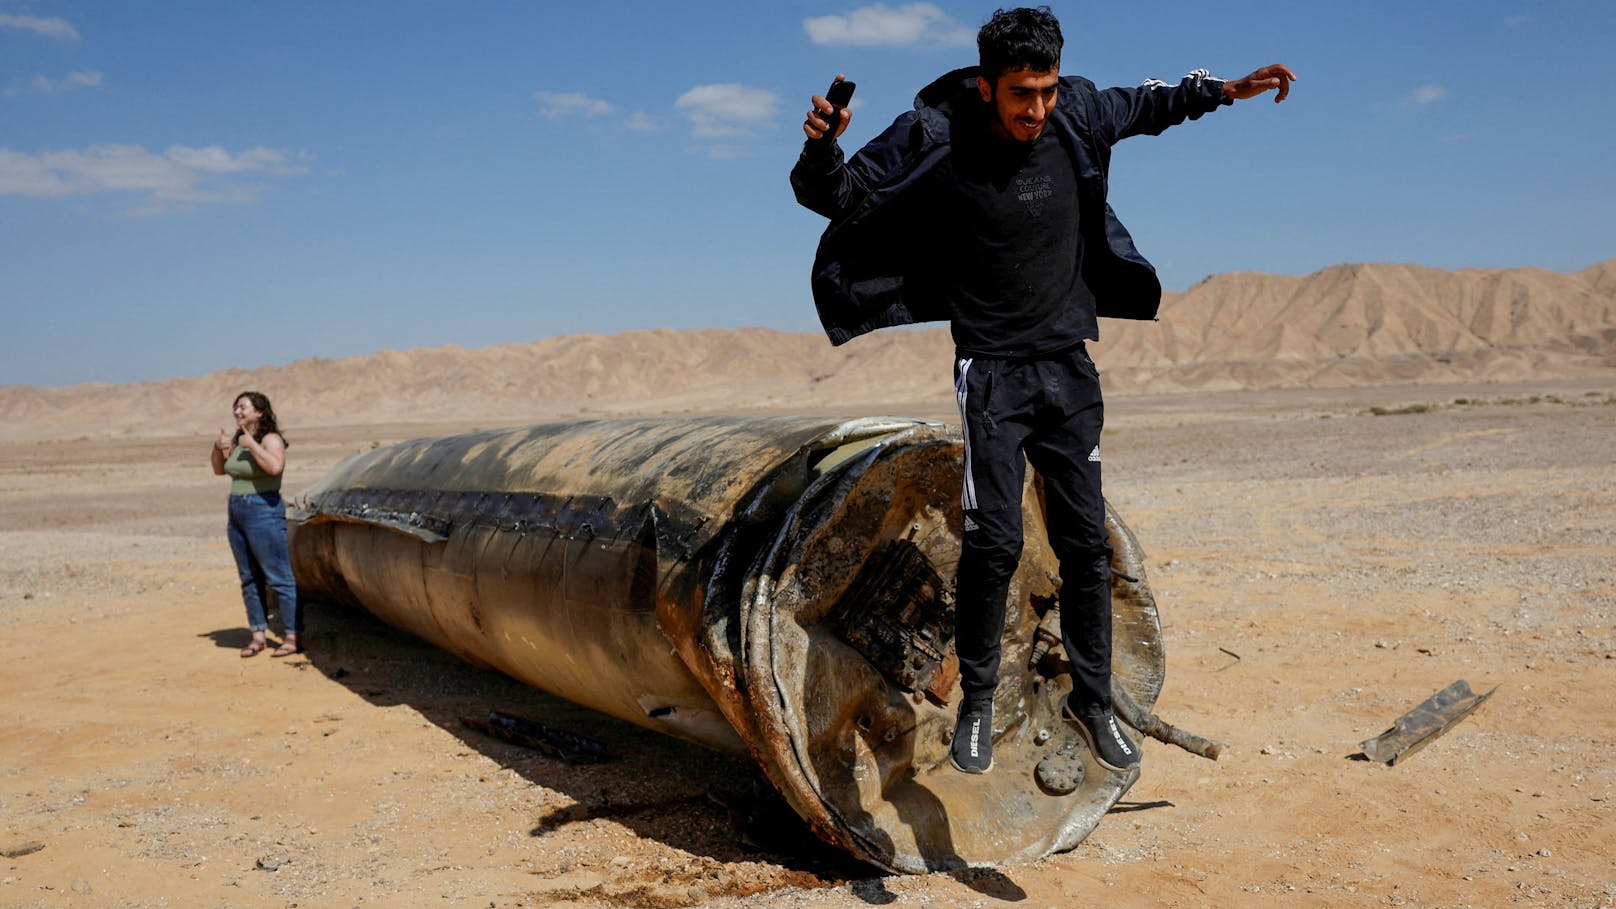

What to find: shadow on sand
left=203, top=602, right=872, bottom=887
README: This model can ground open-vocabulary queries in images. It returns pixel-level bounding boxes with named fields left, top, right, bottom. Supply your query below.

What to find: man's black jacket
left=790, top=67, right=1231, bottom=346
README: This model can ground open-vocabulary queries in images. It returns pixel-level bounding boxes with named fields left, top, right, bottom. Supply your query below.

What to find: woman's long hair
left=232, top=391, right=286, bottom=445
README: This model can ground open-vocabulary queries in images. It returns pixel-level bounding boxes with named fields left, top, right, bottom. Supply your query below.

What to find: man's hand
left=804, top=74, right=852, bottom=141
left=1223, top=64, right=1297, bottom=103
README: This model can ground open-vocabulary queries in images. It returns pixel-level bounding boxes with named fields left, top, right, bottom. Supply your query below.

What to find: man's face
left=978, top=66, right=1059, bottom=143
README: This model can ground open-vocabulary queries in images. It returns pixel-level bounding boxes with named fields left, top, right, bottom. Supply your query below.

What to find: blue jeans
left=226, top=491, right=300, bottom=636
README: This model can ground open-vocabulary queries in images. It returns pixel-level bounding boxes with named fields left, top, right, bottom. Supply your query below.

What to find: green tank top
left=223, top=442, right=282, bottom=495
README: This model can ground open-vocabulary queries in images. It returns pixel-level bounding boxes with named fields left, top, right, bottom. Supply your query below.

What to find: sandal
left=240, top=637, right=268, bottom=658
left=270, top=635, right=302, bottom=658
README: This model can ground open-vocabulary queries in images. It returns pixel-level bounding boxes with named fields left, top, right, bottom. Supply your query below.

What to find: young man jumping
left=790, top=6, right=1294, bottom=774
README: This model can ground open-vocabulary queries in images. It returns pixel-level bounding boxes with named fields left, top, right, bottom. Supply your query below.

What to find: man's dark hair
left=977, top=7, right=1063, bottom=80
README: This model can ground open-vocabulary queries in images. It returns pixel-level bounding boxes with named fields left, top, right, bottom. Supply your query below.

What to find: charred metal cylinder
left=288, top=416, right=1165, bottom=873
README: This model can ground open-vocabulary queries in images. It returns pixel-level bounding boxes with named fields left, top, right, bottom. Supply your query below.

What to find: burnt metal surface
left=831, top=537, right=955, bottom=697
left=288, top=415, right=1173, bottom=873
left=1360, top=679, right=1497, bottom=765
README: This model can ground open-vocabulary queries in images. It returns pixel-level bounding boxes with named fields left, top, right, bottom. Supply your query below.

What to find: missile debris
left=289, top=415, right=1185, bottom=871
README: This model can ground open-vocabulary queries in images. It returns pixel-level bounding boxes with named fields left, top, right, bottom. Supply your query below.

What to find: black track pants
left=952, top=342, right=1113, bottom=712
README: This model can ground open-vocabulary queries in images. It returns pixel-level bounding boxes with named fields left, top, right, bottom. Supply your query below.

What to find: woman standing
left=211, top=391, right=301, bottom=657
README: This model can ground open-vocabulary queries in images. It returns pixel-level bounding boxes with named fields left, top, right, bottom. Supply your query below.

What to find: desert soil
left=2, top=380, right=1613, bottom=908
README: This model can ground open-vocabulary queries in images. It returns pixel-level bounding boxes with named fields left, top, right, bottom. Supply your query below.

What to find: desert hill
left=2, top=259, right=1612, bottom=442
left=1101, top=260, right=1616, bottom=391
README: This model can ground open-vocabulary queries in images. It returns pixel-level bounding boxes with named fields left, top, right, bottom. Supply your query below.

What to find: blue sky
left=2, top=1, right=1612, bottom=387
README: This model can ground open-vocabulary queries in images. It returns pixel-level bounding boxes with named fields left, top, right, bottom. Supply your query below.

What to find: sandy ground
left=2, top=380, right=1613, bottom=909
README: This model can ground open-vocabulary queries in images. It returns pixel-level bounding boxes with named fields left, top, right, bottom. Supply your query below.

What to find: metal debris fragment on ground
left=1360, top=679, right=1497, bottom=765
left=461, top=710, right=608, bottom=764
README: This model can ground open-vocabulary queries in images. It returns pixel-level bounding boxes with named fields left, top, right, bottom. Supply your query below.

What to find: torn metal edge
left=1360, top=679, right=1497, bottom=765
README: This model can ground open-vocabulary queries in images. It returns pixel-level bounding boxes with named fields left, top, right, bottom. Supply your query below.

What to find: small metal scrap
left=1360, top=679, right=1496, bottom=765
left=462, top=710, right=608, bottom=764
left=1113, top=683, right=1223, bottom=761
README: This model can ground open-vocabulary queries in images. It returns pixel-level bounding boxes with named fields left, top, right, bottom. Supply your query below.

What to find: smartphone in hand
left=815, top=79, right=856, bottom=144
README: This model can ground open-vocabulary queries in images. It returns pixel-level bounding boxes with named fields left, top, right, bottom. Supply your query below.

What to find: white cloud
left=1408, top=84, right=1447, bottom=105
left=25, top=69, right=102, bottom=94
left=533, top=92, right=664, bottom=133
left=803, top=3, right=972, bottom=47
left=674, top=83, right=780, bottom=139
left=0, top=144, right=310, bottom=214
left=167, top=144, right=303, bottom=175
left=623, top=112, right=660, bottom=132
left=534, top=91, right=616, bottom=119
left=0, top=13, right=79, bottom=40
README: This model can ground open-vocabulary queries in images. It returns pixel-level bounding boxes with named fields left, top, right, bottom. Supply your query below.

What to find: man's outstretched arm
left=1089, top=63, right=1298, bottom=146
left=1221, top=64, right=1298, bottom=102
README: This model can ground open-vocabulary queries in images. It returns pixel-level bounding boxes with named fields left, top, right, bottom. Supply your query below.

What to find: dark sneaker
left=1062, top=698, right=1140, bottom=772
left=949, top=699, right=994, bottom=774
